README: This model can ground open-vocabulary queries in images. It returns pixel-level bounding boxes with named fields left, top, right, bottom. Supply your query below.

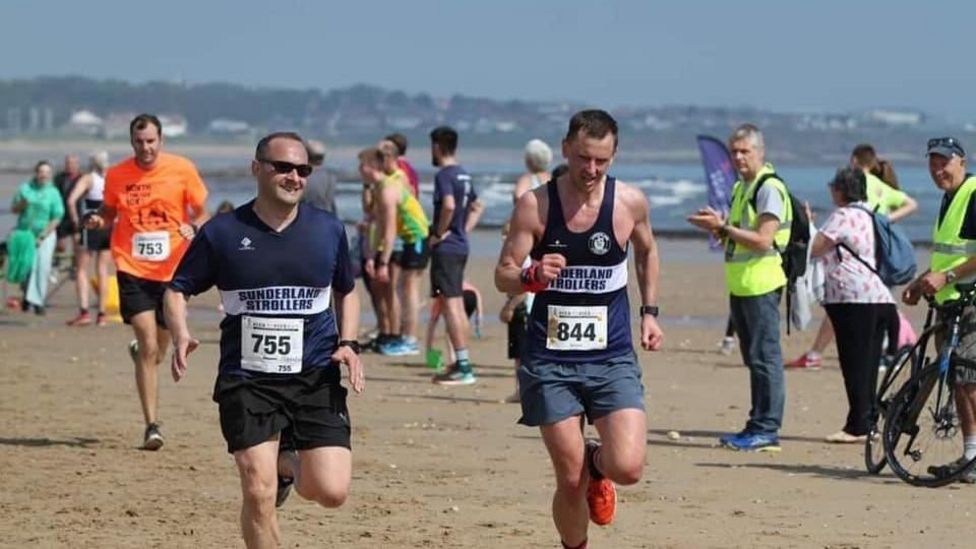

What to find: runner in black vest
left=495, top=110, right=664, bottom=549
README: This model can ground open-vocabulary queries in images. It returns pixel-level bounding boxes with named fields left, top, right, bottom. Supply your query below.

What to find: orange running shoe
left=585, top=440, right=616, bottom=526
left=66, top=310, right=92, bottom=327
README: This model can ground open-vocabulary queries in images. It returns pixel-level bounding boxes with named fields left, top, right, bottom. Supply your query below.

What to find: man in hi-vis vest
left=903, top=137, right=976, bottom=482
left=688, top=124, right=790, bottom=452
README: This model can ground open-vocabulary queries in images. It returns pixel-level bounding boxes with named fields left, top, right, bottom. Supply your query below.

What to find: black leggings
left=824, top=302, right=896, bottom=436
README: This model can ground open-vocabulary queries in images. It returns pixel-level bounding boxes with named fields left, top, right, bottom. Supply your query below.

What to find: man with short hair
left=688, top=123, right=791, bottom=452
left=85, top=113, right=209, bottom=450
left=430, top=126, right=484, bottom=385
left=301, top=139, right=337, bottom=214
left=496, top=110, right=663, bottom=548
left=358, top=146, right=429, bottom=356
left=903, top=136, right=976, bottom=482
left=164, top=132, right=364, bottom=547
left=54, top=154, right=82, bottom=265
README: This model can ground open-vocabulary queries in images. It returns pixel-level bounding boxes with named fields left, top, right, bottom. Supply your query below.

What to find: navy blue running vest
left=525, top=177, right=633, bottom=363
left=170, top=201, right=355, bottom=377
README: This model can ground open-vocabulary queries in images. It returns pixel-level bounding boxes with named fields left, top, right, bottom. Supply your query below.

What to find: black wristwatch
left=337, top=339, right=361, bottom=354
left=639, top=305, right=660, bottom=317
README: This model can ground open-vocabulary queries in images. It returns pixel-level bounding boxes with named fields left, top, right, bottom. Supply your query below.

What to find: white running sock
left=964, top=436, right=976, bottom=460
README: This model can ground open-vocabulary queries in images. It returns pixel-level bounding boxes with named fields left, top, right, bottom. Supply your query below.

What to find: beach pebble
left=667, top=430, right=681, bottom=440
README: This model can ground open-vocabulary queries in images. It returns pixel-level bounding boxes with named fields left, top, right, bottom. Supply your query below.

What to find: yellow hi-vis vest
left=931, top=175, right=976, bottom=304
left=724, top=163, right=792, bottom=297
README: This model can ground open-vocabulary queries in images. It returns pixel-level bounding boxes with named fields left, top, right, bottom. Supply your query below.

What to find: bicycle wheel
left=865, top=346, right=918, bottom=474
left=883, top=362, right=965, bottom=487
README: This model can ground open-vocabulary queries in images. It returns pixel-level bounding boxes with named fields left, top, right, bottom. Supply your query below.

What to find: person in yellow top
left=902, top=137, right=976, bottom=481
left=688, top=123, right=789, bottom=452
left=787, top=144, right=919, bottom=371
left=358, top=145, right=430, bottom=356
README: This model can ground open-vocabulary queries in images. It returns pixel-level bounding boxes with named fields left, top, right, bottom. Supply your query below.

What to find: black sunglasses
left=257, top=158, right=313, bottom=177
left=928, top=137, right=966, bottom=156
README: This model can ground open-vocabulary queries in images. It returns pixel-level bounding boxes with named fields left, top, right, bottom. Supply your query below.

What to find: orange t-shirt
left=104, top=152, right=208, bottom=282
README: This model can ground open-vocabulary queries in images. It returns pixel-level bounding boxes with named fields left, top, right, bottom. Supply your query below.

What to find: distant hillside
left=1, top=76, right=971, bottom=163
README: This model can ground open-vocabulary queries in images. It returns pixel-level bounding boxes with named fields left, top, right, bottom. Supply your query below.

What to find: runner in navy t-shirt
left=428, top=126, right=484, bottom=385
left=163, top=132, right=363, bottom=547
left=495, top=111, right=663, bottom=549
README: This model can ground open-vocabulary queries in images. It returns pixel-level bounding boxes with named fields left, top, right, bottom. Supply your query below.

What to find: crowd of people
left=6, top=109, right=976, bottom=549
left=687, top=126, right=976, bottom=485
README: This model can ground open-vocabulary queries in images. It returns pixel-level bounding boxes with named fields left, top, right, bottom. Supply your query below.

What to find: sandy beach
left=2, top=188, right=969, bottom=549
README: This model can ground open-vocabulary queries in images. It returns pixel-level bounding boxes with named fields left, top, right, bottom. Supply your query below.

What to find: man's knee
left=551, top=455, right=587, bottom=497
left=602, top=451, right=644, bottom=485
left=297, top=479, right=348, bottom=508
left=239, top=465, right=277, bottom=516
left=137, top=340, right=161, bottom=366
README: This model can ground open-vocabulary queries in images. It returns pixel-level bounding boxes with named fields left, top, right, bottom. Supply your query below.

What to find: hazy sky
left=4, top=0, right=974, bottom=119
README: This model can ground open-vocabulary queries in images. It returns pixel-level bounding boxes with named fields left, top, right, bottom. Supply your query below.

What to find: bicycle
left=881, top=281, right=976, bottom=487
left=864, top=342, right=918, bottom=474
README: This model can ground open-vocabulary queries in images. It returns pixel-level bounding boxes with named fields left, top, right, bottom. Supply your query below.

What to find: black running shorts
left=430, top=252, right=467, bottom=298
left=117, top=271, right=167, bottom=327
left=213, top=366, right=351, bottom=454
left=507, top=302, right=527, bottom=359
left=81, top=227, right=111, bottom=252
left=395, top=237, right=429, bottom=271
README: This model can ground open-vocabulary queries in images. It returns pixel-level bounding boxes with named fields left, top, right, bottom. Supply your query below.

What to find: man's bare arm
left=379, top=185, right=398, bottom=264
left=464, top=199, right=484, bottom=233
left=495, top=189, right=543, bottom=295
left=622, top=184, right=659, bottom=306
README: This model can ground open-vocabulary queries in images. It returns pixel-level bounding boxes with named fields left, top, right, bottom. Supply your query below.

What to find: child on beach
left=424, top=280, right=482, bottom=369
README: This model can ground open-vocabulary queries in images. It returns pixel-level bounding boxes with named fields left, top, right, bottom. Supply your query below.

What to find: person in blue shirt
left=163, top=132, right=363, bottom=548
left=428, top=126, right=484, bottom=385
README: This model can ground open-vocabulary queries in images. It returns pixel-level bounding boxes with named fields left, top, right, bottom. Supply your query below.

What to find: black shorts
left=81, top=228, right=111, bottom=252
left=117, top=271, right=167, bottom=327
left=213, top=367, right=351, bottom=454
left=507, top=302, right=527, bottom=359
left=430, top=252, right=467, bottom=298
left=56, top=219, right=76, bottom=239
left=463, top=289, right=478, bottom=318
left=391, top=238, right=429, bottom=270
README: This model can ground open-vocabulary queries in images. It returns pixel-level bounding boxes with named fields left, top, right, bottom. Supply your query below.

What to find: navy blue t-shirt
left=169, top=202, right=355, bottom=377
left=432, top=165, right=477, bottom=255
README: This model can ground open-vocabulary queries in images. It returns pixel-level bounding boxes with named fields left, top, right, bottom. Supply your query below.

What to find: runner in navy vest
left=163, top=132, right=363, bottom=548
left=495, top=110, right=663, bottom=549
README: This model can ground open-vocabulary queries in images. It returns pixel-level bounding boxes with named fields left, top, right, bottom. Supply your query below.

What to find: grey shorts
left=517, top=353, right=645, bottom=427
left=937, top=305, right=976, bottom=385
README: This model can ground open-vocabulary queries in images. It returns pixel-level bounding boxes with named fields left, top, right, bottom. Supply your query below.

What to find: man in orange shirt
left=86, top=113, right=209, bottom=450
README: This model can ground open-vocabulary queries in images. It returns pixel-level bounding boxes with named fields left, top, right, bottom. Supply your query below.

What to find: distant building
left=159, top=114, right=188, bottom=138
left=65, top=109, right=104, bottom=136
left=208, top=118, right=251, bottom=135
left=865, top=109, right=923, bottom=127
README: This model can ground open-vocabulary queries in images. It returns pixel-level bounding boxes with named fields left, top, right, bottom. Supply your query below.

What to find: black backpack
left=748, top=173, right=810, bottom=334
left=748, top=172, right=810, bottom=282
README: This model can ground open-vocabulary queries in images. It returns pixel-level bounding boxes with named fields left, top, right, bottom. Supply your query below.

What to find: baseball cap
left=927, top=136, right=966, bottom=158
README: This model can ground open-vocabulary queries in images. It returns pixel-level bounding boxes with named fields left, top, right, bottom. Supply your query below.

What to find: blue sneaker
left=432, top=363, right=477, bottom=386
left=397, top=338, right=420, bottom=356
left=718, top=431, right=746, bottom=445
left=378, top=339, right=408, bottom=356
left=721, top=432, right=781, bottom=452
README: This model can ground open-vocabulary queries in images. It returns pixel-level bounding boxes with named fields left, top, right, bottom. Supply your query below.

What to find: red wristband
left=520, top=263, right=549, bottom=293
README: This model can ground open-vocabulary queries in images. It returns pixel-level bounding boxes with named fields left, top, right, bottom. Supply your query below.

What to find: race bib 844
left=546, top=305, right=608, bottom=351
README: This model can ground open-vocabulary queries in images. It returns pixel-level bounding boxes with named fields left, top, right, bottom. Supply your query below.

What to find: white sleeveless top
left=86, top=171, right=106, bottom=202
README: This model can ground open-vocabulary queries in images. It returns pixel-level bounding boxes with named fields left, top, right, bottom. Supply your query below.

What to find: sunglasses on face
left=928, top=137, right=966, bottom=156
left=257, top=158, right=313, bottom=177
